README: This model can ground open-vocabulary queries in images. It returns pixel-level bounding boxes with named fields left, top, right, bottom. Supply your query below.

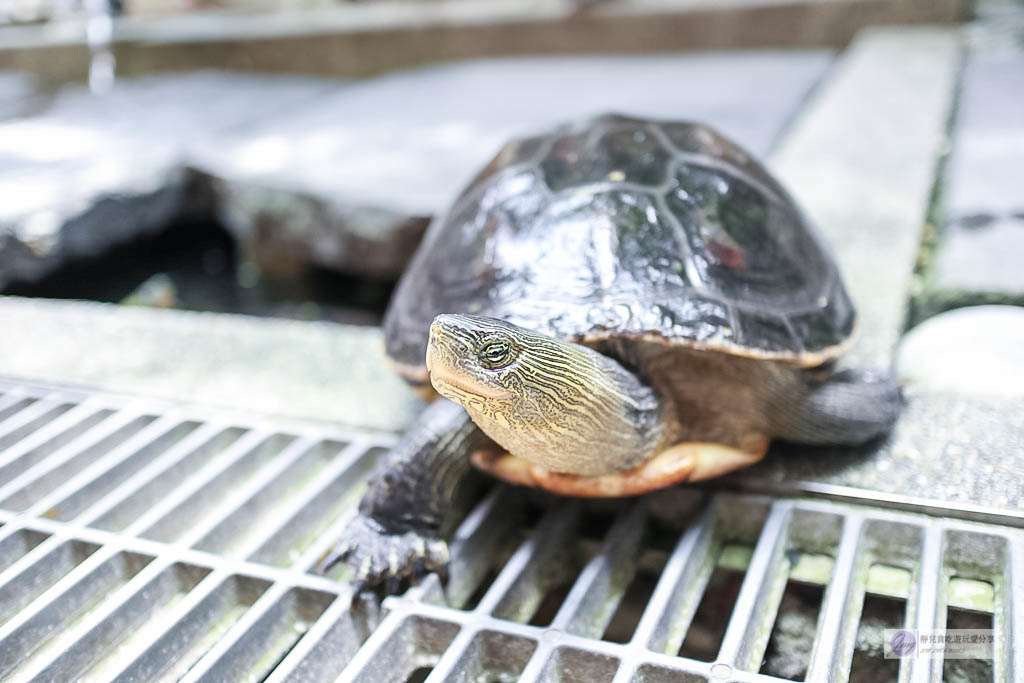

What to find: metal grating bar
left=0, top=409, right=154, bottom=510
left=551, top=501, right=649, bottom=636
left=805, top=514, right=864, bottom=681
left=716, top=501, right=792, bottom=671
left=0, top=399, right=94, bottom=469
left=0, top=378, right=1020, bottom=682
left=89, top=567, right=248, bottom=682
left=19, top=415, right=201, bottom=521
left=631, top=498, right=715, bottom=654
left=908, top=526, right=944, bottom=683
left=0, top=393, right=38, bottom=423
left=11, top=552, right=176, bottom=682
left=61, top=421, right=243, bottom=526
left=1010, top=538, right=1024, bottom=682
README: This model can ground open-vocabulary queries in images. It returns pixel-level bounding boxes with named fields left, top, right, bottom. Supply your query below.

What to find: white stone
left=897, top=305, right=1024, bottom=396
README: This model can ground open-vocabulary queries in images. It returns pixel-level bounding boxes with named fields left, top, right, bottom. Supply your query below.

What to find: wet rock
left=0, top=165, right=216, bottom=289
left=897, top=305, right=1024, bottom=396
left=214, top=179, right=428, bottom=282
left=0, top=72, right=343, bottom=289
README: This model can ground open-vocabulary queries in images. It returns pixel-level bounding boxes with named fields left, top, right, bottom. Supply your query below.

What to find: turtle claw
left=319, top=513, right=449, bottom=600
left=316, top=543, right=352, bottom=575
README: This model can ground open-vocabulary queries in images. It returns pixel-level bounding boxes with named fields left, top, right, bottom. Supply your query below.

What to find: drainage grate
left=0, top=378, right=1020, bottom=682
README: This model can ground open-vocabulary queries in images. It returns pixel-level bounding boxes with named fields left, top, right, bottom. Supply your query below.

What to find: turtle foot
left=318, top=514, right=449, bottom=598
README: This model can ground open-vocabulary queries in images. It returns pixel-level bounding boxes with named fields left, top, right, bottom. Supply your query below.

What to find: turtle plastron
left=471, top=437, right=769, bottom=498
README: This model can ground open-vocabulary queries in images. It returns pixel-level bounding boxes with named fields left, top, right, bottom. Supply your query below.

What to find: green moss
left=865, top=564, right=912, bottom=599
left=789, top=552, right=834, bottom=585
left=717, top=543, right=754, bottom=571
left=947, top=577, right=994, bottom=612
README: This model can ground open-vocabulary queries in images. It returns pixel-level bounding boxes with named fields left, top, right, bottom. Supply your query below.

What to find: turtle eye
left=478, top=340, right=513, bottom=369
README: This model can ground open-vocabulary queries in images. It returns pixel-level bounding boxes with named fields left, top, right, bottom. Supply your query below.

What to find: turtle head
left=426, top=314, right=663, bottom=476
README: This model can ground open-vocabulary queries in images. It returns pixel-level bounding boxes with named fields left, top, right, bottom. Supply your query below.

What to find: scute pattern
left=666, top=163, right=826, bottom=307
left=541, top=122, right=671, bottom=192
left=385, top=115, right=855, bottom=369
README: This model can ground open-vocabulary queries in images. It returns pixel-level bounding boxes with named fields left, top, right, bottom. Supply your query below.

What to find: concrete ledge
left=0, top=0, right=964, bottom=84
left=0, top=295, right=423, bottom=432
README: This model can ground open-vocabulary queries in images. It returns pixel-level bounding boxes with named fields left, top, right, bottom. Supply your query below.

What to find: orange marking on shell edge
left=471, top=439, right=768, bottom=499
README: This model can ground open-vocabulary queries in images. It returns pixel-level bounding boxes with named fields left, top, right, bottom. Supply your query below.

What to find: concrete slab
left=735, top=391, right=1024, bottom=520
left=0, top=295, right=422, bottom=432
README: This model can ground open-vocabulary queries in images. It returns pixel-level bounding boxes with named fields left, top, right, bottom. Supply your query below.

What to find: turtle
left=322, top=113, right=901, bottom=593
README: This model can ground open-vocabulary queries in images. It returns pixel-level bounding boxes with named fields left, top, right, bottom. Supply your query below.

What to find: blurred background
left=0, top=2, right=1023, bottom=683
left=0, top=0, right=982, bottom=329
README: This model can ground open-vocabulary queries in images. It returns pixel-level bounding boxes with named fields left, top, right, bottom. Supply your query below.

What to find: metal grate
left=0, top=378, right=1020, bottom=682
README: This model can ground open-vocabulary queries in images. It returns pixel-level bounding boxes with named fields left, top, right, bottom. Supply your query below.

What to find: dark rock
left=0, top=165, right=216, bottom=289
left=213, top=178, right=429, bottom=281
left=0, top=72, right=344, bottom=290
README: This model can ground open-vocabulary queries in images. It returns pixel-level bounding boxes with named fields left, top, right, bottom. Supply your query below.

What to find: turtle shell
left=384, top=114, right=855, bottom=381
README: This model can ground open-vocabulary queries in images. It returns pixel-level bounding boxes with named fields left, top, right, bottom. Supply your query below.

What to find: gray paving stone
left=943, top=52, right=1024, bottom=220
left=919, top=23, right=1024, bottom=316
left=929, top=215, right=1024, bottom=302
left=897, top=305, right=1024, bottom=397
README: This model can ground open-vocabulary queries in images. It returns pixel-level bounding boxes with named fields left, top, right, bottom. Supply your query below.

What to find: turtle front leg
left=319, top=398, right=488, bottom=595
